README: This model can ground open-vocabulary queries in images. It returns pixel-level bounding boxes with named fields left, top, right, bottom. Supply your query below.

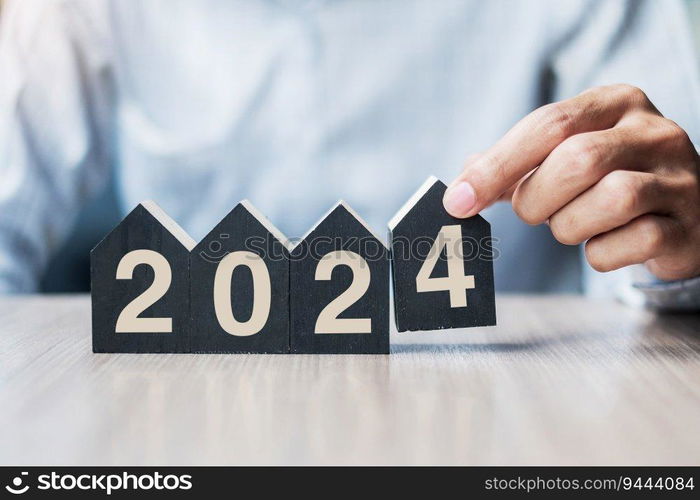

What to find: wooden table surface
left=1, top=294, right=699, bottom=465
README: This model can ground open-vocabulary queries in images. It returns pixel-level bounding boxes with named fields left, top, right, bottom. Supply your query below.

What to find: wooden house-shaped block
left=290, top=201, right=389, bottom=354
left=189, top=200, right=291, bottom=353
left=91, top=201, right=195, bottom=353
left=389, top=176, right=496, bottom=332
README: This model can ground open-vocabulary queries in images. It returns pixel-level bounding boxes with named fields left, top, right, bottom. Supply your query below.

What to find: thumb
left=442, top=154, right=531, bottom=217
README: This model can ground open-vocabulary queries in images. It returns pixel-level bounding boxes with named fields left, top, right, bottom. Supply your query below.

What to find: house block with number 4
left=91, top=201, right=196, bottom=353
left=389, top=176, right=496, bottom=332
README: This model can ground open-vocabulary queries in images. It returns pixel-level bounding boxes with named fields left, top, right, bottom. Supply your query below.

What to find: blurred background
left=1, top=0, right=700, bottom=293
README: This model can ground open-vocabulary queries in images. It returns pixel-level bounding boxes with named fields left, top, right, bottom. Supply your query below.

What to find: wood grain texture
left=1, top=294, right=699, bottom=465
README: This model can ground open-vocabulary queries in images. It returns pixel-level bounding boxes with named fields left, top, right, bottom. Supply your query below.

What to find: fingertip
left=443, top=181, right=477, bottom=218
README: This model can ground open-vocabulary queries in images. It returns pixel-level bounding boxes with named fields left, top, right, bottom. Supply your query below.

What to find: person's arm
left=443, top=0, right=700, bottom=309
left=0, top=0, right=114, bottom=292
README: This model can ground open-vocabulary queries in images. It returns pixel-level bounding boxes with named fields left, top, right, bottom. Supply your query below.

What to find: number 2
left=115, top=249, right=173, bottom=333
left=315, top=250, right=372, bottom=334
left=416, top=224, right=475, bottom=307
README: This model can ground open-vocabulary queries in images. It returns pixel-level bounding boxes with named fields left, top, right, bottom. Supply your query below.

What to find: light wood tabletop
left=1, top=294, right=699, bottom=465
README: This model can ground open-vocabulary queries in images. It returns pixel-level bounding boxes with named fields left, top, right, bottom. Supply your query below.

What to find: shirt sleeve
left=547, top=0, right=700, bottom=310
left=633, top=272, right=700, bottom=312
left=0, top=0, right=114, bottom=292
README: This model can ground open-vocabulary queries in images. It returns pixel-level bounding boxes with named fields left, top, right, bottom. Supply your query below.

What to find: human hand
left=443, top=84, right=700, bottom=281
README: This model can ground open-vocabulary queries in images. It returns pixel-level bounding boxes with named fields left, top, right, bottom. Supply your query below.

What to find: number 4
left=415, top=225, right=475, bottom=308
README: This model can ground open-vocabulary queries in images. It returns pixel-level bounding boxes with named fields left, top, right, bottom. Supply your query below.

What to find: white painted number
left=315, top=250, right=372, bottom=334
left=416, top=225, right=475, bottom=308
left=214, top=251, right=271, bottom=336
left=116, top=249, right=173, bottom=333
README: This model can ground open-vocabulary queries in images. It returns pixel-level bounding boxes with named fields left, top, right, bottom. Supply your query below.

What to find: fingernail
left=443, top=181, right=476, bottom=217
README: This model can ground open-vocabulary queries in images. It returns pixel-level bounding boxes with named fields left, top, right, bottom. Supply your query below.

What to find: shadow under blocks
left=389, top=176, right=496, bottom=332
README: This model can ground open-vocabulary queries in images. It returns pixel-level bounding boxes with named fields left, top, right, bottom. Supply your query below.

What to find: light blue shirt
left=1, top=0, right=700, bottom=308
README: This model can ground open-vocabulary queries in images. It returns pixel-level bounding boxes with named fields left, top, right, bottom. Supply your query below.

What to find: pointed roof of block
left=139, top=200, right=196, bottom=251
left=240, top=199, right=293, bottom=250
left=93, top=200, right=196, bottom=252
left=193, top=199, right=292, bottom=251
left=295, top=200, right=386, bottom=249
left=388, top=176, right=443, bottom=230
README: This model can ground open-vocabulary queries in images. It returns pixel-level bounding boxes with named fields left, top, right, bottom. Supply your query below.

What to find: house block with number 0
left=189, top=200, right=291, bottom=353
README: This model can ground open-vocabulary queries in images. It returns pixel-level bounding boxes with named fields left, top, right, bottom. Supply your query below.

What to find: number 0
left=213, top=251, right=272, bottom=336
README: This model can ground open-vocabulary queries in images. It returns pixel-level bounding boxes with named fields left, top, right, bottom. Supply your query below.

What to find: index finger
left=443, top=84, right=649, bottom=218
